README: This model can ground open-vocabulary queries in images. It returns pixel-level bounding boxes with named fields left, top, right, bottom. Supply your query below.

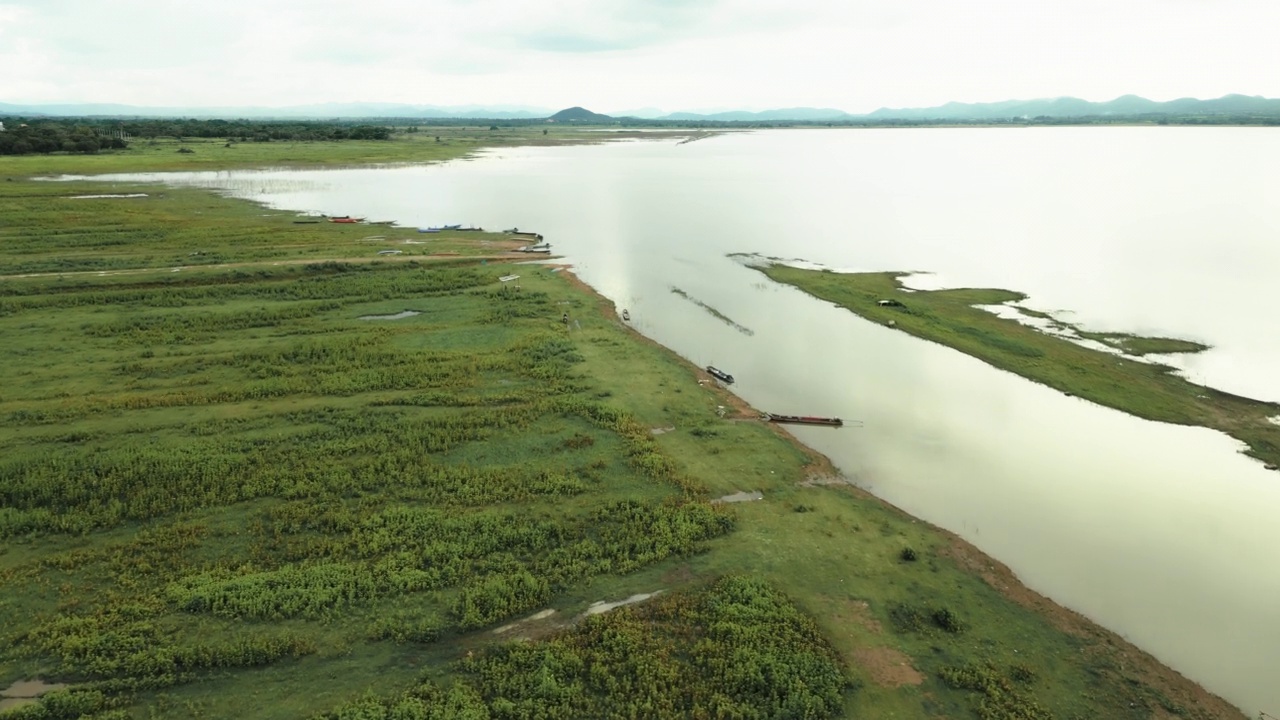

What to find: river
left=81, top=127, right=1280, bottom=715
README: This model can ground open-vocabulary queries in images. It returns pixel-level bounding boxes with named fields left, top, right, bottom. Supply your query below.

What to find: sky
left=2, top=0, right=1278, bottom=113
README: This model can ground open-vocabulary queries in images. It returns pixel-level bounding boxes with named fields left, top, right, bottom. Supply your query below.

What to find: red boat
left=765, top=413, right=843, bottom=427
left=328, top=216, right=364, bottom=223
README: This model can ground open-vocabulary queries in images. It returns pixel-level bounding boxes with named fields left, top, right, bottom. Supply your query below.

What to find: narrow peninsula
left=755, top=263, right=1280, bottom=473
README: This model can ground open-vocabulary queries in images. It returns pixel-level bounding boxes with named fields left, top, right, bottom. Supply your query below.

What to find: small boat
left=417, top=227, right=441, bottom=233
left=706, top=366, right=734, bottom=384
left=328, top=216, right=364, bottom=223
left=509, top=231, right=543, bottom=239
left=457, top=226, right=483, bottom=232
left=441, top=224, right=462, bottom=230
left=764, top=413, right=843, bottom=427
left=621, top=309, right=630, bottom=321
left=377, top=250, right=403, bottom=255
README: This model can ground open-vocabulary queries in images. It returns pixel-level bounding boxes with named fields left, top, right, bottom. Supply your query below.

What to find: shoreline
left=553, top=263, right=1245, bottom=718
left=757, top=264, right=1280, bottom=475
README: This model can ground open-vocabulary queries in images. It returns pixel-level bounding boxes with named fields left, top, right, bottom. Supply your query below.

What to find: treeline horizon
left=0, top=118, right=393, bottom=155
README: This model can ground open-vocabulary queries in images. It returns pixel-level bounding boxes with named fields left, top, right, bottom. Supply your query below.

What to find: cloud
left=1, top=0, right=1278, bottom=110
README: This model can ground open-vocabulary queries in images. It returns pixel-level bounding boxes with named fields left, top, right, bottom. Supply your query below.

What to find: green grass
left=0, top=127, right=690, bottom=178
left=757, top=264, right=1280, bottom=474
left=0, top=151, right=1247, bottom=720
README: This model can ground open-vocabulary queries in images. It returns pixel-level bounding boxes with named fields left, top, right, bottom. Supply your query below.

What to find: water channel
left=83, top=127, right=1280, bottom=714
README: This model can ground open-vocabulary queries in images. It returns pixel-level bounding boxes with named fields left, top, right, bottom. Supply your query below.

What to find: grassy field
left=0, top=127, right=687, bottom=177
left=757, top=264, right=1280, bottom=475
left=0, top=146, right=1249, bottom=719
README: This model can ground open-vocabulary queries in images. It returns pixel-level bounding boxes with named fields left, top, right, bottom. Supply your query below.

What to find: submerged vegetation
left=669, top=287, right=754, bottom=336
left=756, top=264, right=1280, bottom=473
left=0, top=146, right=1248, bottom=719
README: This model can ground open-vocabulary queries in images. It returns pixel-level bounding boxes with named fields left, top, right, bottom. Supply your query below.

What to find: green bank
left=0, top=144, right=1245, bottom=720
left=756, top=264, right=1280, bottom=475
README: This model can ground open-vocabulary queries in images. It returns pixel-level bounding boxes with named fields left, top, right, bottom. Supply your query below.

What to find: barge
left=764, top=413, right=843, bottom=427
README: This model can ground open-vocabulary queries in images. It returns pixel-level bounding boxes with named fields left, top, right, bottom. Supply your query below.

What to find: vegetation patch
left=318, top=577, right=849, bottom=719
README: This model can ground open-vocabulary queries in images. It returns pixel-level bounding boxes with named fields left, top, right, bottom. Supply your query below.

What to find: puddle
left=650, top=426, right=675, bottom=435
left=712, top=490, right=763, bottom=504
left=1, top=680, right=68, bottom=711
left=584, top=591, right=662, bottom=616
left=357, top=310, right=420, bottom=321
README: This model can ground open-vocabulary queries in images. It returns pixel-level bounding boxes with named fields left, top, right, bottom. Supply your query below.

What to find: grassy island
left=756, top=264, right=1280, bottom=474
left=0, top=138, right=1248, bottom=720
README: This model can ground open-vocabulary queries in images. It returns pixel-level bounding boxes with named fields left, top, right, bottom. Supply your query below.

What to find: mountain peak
left=547, top=107, right=614, bottom=123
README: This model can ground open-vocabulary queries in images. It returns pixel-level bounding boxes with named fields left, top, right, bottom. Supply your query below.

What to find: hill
left=547, top=106, right=615, bottom=123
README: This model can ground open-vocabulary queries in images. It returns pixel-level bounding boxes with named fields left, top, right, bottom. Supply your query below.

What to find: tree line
left=0, top=117, right=393, bottom=155
left=0, top=121, right=128, bottom=155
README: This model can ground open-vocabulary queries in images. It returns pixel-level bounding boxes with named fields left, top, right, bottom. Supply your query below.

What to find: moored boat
left=328, top=216, right=364, bottom=223
left=706, top=366, right=734, bottom=384
left=764, top=413, right=843, bottom=427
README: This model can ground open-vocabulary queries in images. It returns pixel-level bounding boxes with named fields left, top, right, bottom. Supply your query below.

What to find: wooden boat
left=441, top=224, right=462, bottom=230
left=621, top=309, right=630, bottom=321
left=706, top=366, right=734, bottom=384
left=328, top=216, right=363, bottom=223
left=764, top=413, right=843, bottom=427
left=417, top=227, right=441, bottom=233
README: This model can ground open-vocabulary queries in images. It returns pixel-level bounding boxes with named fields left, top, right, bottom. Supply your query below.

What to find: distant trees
left=0, top=117, right=394, bottom=155
left=0, top=121, right=127, bottom=155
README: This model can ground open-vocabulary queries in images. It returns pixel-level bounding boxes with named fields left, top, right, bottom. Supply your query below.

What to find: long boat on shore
left=706, top=366, right=734, bottom=384
left=764, top=413, right=843, bottom=427
left=506, top=229, right=544, bottom=240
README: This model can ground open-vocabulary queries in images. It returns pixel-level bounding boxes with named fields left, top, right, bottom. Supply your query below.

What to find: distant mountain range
left=3, top=94, right=1279, bottom=122
left=859, top=94, right=1280, bottom=121
left=653, top=94, right=1280, bottom=121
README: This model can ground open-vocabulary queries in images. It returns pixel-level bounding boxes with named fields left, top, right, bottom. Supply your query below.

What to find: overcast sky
left=2, top=0, right=1278, bottom=113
